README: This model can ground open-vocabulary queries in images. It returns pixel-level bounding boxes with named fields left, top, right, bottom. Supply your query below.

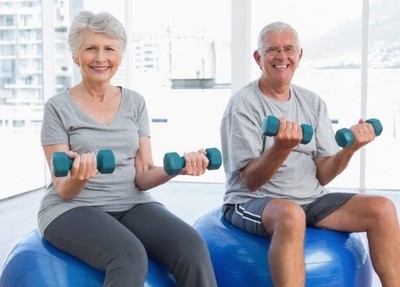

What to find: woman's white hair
left=68, top=10, right=127, bottom=57
left=257, top=21, right=301, bottom=51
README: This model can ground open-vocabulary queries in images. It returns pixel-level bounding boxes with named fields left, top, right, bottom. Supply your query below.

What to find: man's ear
left=298, top=48, right=303, bottom=60
left=296, top=48, right=303, bottom=67
left=253, top=50, right=262, bottom=69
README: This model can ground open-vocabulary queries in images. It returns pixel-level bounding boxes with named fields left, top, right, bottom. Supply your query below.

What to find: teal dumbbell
left=51, top=149, right=116, bottom=177
left=335, top=118, right=383, bottom=148
left=163, top=148, right=222, bottom=176
left=261, top=115, right=314, bottom=144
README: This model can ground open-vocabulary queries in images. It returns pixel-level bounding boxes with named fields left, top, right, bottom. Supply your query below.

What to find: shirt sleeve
left=221, top=109, right=264, bottom=173
left=40, top=96, right=70, bottom=146
left=137, top=99, right=151, bottom=138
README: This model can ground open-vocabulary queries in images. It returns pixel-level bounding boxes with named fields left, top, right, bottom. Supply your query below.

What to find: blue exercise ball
left=193, top=208, right=373, bottom=287
left=0, top=229, right=176, bottom=287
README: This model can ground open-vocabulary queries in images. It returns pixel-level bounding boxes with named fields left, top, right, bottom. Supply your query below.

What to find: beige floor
left=1, top=181, right=398, bottom=286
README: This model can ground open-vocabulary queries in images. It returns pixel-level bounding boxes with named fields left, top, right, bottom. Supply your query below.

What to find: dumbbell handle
left=163, top=148, right=222, bottom=176
left=261, top=115, right=313, bottom=144
left=335, top=118, right=383, bottom=148
left=51, top=149, right=115, bottom=177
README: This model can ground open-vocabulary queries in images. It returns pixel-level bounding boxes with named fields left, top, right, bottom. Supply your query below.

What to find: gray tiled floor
left=1, top=181, right=398, bottom=286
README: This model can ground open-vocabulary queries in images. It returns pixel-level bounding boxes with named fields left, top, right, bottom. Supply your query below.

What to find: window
left=84, top=0, right=231, bottom=183
left=1, top=0, right=398, bottom=200
left=0, top=0, right=48, bottom=199
left=250, top=0, right=400, bottom=190
left=0, top=0, right=71, bottom=199
left=366, top=0, right=400, bottom=189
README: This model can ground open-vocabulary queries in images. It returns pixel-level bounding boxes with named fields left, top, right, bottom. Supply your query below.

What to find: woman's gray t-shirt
left=220, top=80, right=339, bottom=205
left=38, top=87, right=156, bottom=233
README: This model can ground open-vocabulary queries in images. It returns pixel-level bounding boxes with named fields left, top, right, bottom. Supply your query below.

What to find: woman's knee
left=109, top=237, right=147, bottom=267
left=173, top=228, right=210, bottom=260
left=167, top=233, right=216, bottom=286
left=184, top=236, right=211, bottom=263
left=162, top=228, right=211, bottom=272
left=103, top=239, right=148, bottom=286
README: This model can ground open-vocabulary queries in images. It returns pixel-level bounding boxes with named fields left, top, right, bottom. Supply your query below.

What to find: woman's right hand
left=68, top=151, right=98, bottom=181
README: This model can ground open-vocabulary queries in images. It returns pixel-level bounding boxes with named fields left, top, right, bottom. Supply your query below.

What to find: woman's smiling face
left=73, top=29, right=122, bottom=84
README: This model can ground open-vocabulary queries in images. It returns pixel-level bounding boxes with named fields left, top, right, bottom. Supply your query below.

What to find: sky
left=251, top=0, right=362, bottom=43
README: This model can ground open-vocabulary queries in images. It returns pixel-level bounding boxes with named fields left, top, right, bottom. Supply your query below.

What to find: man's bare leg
left=263, top=200, right=306, bottom=287
left=318, top=195, right=400, bottom=287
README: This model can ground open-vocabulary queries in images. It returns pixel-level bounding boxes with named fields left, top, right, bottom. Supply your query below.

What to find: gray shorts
left=223, top=192, right=356, bottom=238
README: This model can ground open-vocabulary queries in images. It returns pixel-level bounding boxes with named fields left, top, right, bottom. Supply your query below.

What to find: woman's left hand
left=182, top=149, right=209, bottom=176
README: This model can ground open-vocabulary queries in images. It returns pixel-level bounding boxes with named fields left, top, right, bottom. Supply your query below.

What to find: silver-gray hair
left=68, top=10, right=127, bottom=57
left=257, top=22, right=301, bottom=51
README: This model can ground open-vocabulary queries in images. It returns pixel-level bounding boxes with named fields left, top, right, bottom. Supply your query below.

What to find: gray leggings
left=44, top=202, right=217, bottom=287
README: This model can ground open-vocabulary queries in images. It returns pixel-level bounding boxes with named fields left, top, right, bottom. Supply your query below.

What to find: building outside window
left=0, top=0, right=71, bottom=199
left=1, top=0, right=399, bottom=200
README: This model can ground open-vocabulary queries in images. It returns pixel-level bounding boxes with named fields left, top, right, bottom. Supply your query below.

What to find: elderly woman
left=39, top=11, right=217, bottom=287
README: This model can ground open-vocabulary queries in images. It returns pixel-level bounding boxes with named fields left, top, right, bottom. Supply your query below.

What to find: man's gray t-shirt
left=38, top=87, right=156, bottom=233
left=220, top=80, right=339, bottom=205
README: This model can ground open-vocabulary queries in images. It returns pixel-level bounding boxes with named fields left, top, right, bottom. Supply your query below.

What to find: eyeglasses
left=260, top=46, right=298, bottom=57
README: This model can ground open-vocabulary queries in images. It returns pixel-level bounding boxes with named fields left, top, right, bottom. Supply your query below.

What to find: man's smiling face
left=255, top=29, right=303, bottom=88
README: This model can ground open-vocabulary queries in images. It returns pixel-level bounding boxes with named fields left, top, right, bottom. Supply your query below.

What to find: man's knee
left=369, top=196, right=397, bottom=221
left=263, top=199, right=306, bottom=235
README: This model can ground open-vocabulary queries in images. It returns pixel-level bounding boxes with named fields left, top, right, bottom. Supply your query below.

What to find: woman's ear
left=72, top=55, right=79, bottom=65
